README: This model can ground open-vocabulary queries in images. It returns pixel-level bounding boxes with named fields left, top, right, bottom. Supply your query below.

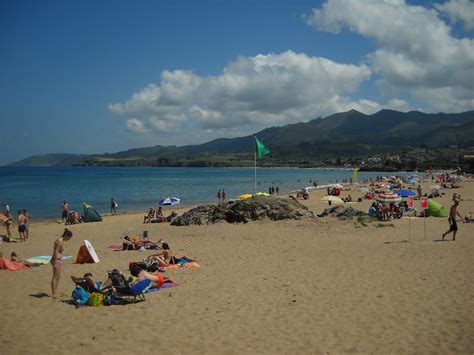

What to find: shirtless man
left=61, top=200, right=69, bottom=223
left=50, top=228, right=73, bottom=297
left=442, top=200, right=462, bottom=241
left=17, top=210, right=27, bottom=242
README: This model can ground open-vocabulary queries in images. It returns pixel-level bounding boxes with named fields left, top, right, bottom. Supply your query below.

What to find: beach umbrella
left=376, top=192, right=402, bottom=203
left=159, top=197, right=181, bottom=206
left=332, top=184, right=344, bottom=189
left=407, top=179, right=418, bottom=184
left=254, top=192, right=270, bottom=196
left=358, top=187, right=371, bottom=193
left=321, top=196, right=344, bottom=203
left=238, top=193, right=253, bottom=200
left=396, top=189, right=416, bottom=197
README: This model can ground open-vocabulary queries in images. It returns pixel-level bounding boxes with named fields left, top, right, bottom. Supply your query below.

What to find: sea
left=0, top=166, right=403, bottom=220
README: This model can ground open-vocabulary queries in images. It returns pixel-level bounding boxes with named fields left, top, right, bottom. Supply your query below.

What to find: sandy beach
left=1, top=178, right=473, bottom=354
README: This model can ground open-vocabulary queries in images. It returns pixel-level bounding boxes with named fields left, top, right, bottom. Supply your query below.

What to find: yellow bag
left=88, top=292, right=104, bottom=307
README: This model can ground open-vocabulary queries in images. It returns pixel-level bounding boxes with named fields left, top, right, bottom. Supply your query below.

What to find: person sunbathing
left=10, top=252, right=42, bottom=267
left=143, top=208, right=155, bottom=224
left=129, top=264, right=173, bottom=288
left=153, top=207, right=166, bottom=223
left=71, top=272, right=102, bottom=293
left=123, top=235, right=161, bottom=250
left=147, top=242, right=196, bottom=267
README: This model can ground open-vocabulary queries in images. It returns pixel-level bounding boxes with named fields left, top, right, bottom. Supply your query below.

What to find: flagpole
left=254, top=136, right=257, bottom=194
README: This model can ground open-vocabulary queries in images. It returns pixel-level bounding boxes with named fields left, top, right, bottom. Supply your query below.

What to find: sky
left=1, top=0, right=473, bottom=165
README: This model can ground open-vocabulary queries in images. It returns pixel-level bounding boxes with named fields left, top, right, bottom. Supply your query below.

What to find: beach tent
left=83, top=203, right=102, bottom=222
left=254, top=192, right=270, bottom=196
left=238, top=194, right=253, bottom=200
left=427, top=200, right=448, bottom=218
left=75, top=240, right=100, bottom=264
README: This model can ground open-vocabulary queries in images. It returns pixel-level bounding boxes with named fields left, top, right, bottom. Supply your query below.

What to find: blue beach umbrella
left=396, top=189, right=416, bottom=197
left=159, top=197, right=181, bottom=206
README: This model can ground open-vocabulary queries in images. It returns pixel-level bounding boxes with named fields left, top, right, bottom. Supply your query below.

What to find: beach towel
left=146, top=282, right=178, bottom=293
left=130, top=279, right=153, bottom=295
left=0, top=258, right=30, bottom=271
left=24, top=256, right=72, bottom=265
left=165, top=261, right=200, bottom=270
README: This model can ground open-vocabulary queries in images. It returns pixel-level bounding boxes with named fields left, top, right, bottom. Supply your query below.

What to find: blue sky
left=1, top=0, right=473, bottom=165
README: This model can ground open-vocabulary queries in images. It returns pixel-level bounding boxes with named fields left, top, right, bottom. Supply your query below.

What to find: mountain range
left=9, top=109, right=474, bottom=167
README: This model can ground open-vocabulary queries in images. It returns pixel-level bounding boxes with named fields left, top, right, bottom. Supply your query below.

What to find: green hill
left=9, top=109, right=474, bottom=167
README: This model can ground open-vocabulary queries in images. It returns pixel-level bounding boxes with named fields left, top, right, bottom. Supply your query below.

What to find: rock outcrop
left=317, top=205, right=367, bottom=220
left=171, top=196, right=314, bottom=226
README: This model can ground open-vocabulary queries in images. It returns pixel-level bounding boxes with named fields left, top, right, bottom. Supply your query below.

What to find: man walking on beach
left=217, top=189, right=222, bottom=203
left=442, top=200, right=462, bottom=241
left=222, top=189, right=226, bottom=203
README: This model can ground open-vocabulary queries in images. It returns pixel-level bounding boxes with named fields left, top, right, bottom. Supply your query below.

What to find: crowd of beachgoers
left=1, top=169, right=472, bottom=302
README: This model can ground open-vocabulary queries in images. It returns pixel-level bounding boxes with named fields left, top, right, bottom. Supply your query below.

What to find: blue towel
left=130, top=279, right=152, bottom=295
left=176, top=257, right=193, bottom=265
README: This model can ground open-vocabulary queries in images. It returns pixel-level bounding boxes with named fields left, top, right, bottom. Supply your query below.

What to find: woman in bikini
left=50, top=228, right=73, bottom=298
left=129, top=264, right=173, bottom=288
left=147, top=242, right=195, bottom=267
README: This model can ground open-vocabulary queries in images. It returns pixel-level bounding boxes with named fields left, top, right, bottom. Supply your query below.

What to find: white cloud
left=435, top=0, right=474, bottom=30
left=126, top=118, right=146, bottom=134
left=109, top=50, right=375, bottom=143
left=385, top=98, right=414, bottom=112
left=306, top=0, right=474, bottom=113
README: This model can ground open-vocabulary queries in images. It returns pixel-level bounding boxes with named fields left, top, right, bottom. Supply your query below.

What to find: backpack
left=109, top=271, right=128, bottom=288
left=88, top=292, right=104, bottom=307
left=71, top=286, right=90, bottom=305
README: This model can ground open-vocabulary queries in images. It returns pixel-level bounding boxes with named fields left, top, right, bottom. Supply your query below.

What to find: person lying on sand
left=123, top=235, right=161, bottom=250
left=129, top=263, right=173, bottom=288
left=147, top=242, right=196, bottom=267
left=10, top=252, right=42, bottom=267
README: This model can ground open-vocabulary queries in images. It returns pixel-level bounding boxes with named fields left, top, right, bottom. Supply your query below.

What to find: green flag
left=255, top=137, right=270, bottom=158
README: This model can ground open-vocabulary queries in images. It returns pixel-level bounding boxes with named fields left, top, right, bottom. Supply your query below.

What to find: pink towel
left=0, top=258, right=30, bottom=271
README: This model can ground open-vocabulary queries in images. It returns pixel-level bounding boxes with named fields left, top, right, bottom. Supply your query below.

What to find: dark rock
left=171, top=196, right=314, bottom=226
left=317, top=205, right=367, bottom=220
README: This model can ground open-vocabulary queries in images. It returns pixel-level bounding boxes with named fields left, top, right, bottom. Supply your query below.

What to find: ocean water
left=0, top=166, right=395, bottom=219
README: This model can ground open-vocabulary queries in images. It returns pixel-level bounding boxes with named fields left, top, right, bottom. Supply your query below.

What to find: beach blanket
left=165, top=261, right=200, bottom=270
left=146, top=282, right=178, bottom=293
left=24, top=255, right=72, bottom=265
left=0, top=258, right=30, bottom=271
